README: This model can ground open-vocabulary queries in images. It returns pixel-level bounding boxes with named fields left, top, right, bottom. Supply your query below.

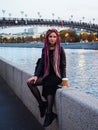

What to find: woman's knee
left=27, top=80, right=36, bottom=88
left=27, top=80, right=32, bottom=87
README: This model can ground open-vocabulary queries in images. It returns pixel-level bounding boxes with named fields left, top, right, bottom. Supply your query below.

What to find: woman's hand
left=27, top=76, right=38, bottom=84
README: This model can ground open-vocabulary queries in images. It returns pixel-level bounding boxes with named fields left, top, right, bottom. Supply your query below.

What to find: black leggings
left=27, top=77, right=55, bottom=113
left=27, top=77, right=43, bottom=105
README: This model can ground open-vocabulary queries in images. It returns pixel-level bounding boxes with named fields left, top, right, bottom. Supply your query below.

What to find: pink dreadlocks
left=43, top=29, right=61, bottom=78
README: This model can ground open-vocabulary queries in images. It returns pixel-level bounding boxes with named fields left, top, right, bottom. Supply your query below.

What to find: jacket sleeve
left=34, top=48, right=44, bottom=77
left=60, top=47, right=66, bottom=78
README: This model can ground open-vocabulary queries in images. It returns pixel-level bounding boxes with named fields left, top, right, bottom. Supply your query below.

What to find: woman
left=27, top=29, right=66, bottom=127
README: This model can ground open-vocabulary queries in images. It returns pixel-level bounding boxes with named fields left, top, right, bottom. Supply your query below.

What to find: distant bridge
left=0, top=17, right=98, bottom=33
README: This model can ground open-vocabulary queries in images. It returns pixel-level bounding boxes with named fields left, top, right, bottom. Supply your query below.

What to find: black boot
left=43, top=112, right=57, bottom=127
left=39, top=101, right=47, bottom=118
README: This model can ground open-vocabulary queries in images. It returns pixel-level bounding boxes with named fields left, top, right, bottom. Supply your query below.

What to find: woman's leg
left=43, top=94, right=57, bottom=127
left=27, top=77, right=47, bottom=117
left=47, top=95, right=54, bottom=113
left=27, top=77, right=43, bottom=105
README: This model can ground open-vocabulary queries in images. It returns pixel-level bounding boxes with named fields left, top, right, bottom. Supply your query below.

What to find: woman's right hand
left=27, top=76, right=38, bottom=84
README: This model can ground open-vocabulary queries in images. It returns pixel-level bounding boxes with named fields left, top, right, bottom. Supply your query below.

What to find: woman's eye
left=49, top=36, right=56, bottom=38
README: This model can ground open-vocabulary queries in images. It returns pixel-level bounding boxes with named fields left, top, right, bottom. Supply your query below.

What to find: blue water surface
left=0, top=47, right=98, bottom=99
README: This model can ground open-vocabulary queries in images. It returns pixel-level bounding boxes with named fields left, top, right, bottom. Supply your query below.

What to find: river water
left=0, top=47, right=98, bottom=99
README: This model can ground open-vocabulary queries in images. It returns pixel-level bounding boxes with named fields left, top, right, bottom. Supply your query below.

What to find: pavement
left=0, top=76, right=45, bottom=130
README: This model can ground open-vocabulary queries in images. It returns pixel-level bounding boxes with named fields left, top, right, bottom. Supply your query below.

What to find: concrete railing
left=0, top=56, right=98, bottom=130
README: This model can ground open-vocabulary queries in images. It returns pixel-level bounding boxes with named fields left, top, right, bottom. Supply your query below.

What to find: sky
left=0, top=0, right=98, bottom=34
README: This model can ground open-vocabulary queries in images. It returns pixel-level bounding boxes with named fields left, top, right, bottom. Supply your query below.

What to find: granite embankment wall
left=0, top=57, right=98, bottom=130
left=0, top=42, right=98, bottom=49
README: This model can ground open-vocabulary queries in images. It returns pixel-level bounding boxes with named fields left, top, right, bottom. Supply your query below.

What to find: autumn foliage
left=0, top=30, right=98, bottom=43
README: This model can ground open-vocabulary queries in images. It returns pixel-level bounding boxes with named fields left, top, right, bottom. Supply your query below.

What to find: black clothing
left=33, top=47, right=66, bottom=99
left=35, top=58, right=44, bottom=77
left=42, top=50, right=62, bottom=99
left=34, top=46, right=66, bottom=78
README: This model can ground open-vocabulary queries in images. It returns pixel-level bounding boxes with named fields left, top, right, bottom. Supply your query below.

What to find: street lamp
left=82, top=16, right=85, bottom=22
left=37, top=12, right=40, bottom=19
left=40, top=15, right=42, bottom=19
left=58, top=17, right=60, bottom=21
left=71, top=15, right=73, bottom=21
left=20, top=11, right=24, bottom=18
left=25, top=14, right=28, bottom=24
left=52, top=13, right=55, bottom=20
left=80, top=20, right=82, bottom=23
left=2, top=9, right=6, bottom=18
left=89, top=21, right=91, bottom=24
left=8, top=13, right=11, bottom=19
left=37, top=12, right=42, bottom=19
left=57, top=17, right=61, bottom=30
left=92, top=18, right=95, bottom=24
left=25, top=14, right=27, bottom=18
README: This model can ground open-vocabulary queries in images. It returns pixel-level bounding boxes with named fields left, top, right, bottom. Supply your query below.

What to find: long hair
left=43, top=29, right=61, bottom=78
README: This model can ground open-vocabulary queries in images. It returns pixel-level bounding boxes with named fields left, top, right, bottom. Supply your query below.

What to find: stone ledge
left=0, top=57, right=98, bottom=130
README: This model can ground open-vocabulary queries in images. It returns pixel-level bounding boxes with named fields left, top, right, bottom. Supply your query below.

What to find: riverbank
left=0, top=57, right=98, bottom=130
left=0, top=42, right=98, bottom=50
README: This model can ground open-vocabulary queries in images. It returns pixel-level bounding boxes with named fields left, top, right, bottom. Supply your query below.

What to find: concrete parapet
left=0, top=56, right=98, bottom=130
left=56, top=87, right=98, bottom=130
left=0, top=57, right=58, bottom=130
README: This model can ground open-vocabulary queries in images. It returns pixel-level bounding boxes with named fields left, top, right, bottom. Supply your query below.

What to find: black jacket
left=34, top=46, right=66, bottom=78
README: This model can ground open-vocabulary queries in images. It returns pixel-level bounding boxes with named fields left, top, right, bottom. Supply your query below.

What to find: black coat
left=34, top=46, right=66, bottom=78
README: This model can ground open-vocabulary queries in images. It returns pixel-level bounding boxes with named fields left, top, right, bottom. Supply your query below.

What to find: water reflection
left=65, top=49, right=98, bottom=99
left=0, top=48, right=98, bottom=99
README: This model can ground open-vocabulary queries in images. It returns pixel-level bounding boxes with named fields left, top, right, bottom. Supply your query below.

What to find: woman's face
left=48, top=32, right=57, bottom=46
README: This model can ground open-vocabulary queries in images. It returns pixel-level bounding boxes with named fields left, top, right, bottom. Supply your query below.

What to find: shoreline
left=0, top=42, right=98, bottom=50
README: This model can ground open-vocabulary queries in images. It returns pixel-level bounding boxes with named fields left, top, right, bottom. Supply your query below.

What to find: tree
left=59, top=30, right=80, bottom=42
left=80, top=32, right=88, bottom=42
left=87, top=33, right=96, bottom=42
